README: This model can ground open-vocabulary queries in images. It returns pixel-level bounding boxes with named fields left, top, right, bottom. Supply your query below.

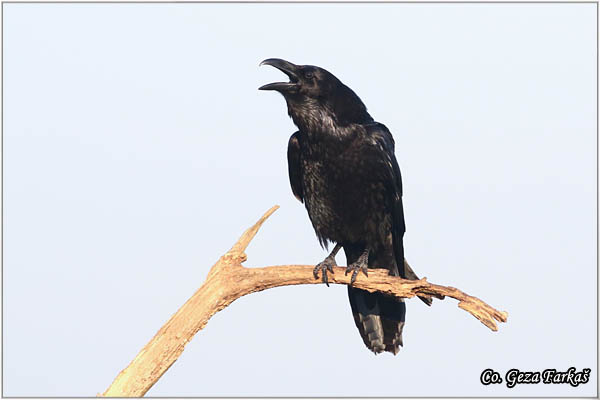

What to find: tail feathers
left=348, top=287, right=405, bottom=355
left=381, top=318, right=403, bottom=354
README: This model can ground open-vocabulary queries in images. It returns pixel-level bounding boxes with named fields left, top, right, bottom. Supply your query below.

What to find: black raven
left=259, top=58, right=431, bottom=354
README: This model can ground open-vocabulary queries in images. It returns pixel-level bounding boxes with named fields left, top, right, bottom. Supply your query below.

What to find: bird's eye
left=305, top=72, right=314, bottom=79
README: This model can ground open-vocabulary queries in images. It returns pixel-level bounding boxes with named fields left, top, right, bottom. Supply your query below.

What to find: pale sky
left=3, top=2, right=597, bottom=397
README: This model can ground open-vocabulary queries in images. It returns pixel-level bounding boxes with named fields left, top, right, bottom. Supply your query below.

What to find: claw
left=345, top=249, right=369, bottom=285
left=314, top=257, right=336, bottom=287
left=313, top=244, right=341, bottom=287
left=351, top=269, right=358, bottom=284
left=346, top=263, right=369, bottom=284
left=313, top=265, right=321, bottom=280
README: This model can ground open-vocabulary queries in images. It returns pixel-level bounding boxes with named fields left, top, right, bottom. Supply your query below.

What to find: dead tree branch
left=101, top=205, right=508, bottom=397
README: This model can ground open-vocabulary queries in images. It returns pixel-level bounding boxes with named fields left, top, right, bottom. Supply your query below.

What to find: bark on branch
left=101, top=205, right=508, bottom=397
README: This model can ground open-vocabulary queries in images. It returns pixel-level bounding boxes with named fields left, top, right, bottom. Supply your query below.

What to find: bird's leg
left=345, top=247, right=370, bottom=285
left=313, top=244, right=342, bottom=287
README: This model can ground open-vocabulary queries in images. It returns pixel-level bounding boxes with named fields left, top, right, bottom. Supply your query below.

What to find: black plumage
left=259, top=58, right=430, bottom=354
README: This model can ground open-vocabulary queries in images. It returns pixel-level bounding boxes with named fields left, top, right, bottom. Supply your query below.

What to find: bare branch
left=101, top=205, right=508, bottom=397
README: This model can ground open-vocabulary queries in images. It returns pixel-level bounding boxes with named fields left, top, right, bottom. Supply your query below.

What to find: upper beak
left=259, top=58, right=300, bottom=92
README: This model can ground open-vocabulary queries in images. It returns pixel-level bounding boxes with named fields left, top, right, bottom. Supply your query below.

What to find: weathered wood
left=102, top=205, right=507, bottom=397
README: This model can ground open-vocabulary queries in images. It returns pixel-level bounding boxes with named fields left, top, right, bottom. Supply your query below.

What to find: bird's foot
left=345, top=249, right=369, bottom=285
left=313, top=256, right=337, bottom=287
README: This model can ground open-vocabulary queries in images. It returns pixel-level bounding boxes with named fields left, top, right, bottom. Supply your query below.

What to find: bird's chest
left=300, top=144, right=387, bottom=243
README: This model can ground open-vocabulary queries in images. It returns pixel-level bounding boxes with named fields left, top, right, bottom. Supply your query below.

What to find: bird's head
left=259, top=58, right=339, bottom=99
left=259, top=58, right=372, bottom=128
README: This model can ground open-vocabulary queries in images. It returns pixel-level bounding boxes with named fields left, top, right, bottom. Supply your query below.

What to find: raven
left=259, top=58, right=431, bottom=354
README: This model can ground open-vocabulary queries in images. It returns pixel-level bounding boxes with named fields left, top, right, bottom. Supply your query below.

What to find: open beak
left=259, top=58, right=300, bottom=92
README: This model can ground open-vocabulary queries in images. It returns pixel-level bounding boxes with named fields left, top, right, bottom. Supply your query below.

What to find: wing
left=365, top=123, right=406, bottom=278
left=366, top=123, right=433, bottom=306
left=287, top=131, right=304, bottom=203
